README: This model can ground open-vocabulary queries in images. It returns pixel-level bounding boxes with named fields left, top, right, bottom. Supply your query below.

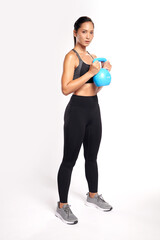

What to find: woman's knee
left=61, top=159, right=76, bottom=170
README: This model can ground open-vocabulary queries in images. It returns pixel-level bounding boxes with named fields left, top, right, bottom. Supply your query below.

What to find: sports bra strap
left=72, top=49, right=81, bottom=61
left=87, top=51, right=94, bottom=59
left=72, top=49, right=94, bottom=60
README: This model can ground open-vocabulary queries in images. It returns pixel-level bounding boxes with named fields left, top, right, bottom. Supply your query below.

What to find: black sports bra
left=72, top=48, right=94, bottom=84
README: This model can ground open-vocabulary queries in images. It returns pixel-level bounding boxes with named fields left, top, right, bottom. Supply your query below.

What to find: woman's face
left=74, top=22, right=94, bottom=46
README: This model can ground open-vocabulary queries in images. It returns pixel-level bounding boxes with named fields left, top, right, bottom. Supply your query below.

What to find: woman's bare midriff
left=73, top=83, right=98, bottom=96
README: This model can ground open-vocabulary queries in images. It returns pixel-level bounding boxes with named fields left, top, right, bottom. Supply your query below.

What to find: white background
left=0, top=0, right=160, bottom=239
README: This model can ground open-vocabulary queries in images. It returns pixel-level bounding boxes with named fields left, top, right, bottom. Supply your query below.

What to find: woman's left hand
left=101, top=61, right=112, bottom=72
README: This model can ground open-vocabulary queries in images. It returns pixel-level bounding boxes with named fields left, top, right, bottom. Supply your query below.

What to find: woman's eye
left=82, top=31, right=94, bottom=34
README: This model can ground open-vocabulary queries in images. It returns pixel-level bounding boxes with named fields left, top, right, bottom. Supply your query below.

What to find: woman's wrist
left=87, top=71, right=94, bottom=78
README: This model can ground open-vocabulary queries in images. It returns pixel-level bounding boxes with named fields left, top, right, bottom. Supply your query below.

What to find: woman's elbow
left=62, top=86, right=69, bottom=96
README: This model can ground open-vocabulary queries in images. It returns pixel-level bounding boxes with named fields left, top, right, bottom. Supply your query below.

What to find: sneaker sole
left=85, top=200, right=113, bottom=211
left=55, top=211, right=78, bottom=225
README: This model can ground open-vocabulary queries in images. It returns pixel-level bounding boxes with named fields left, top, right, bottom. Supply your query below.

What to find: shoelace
left=97, top=194, right=106, bottom=203
left=63, top=204, right=72, bottom=219
left=87, top=192, right=107, bottom=203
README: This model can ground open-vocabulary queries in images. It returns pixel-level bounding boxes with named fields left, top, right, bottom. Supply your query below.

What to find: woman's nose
left=87, top=34, right=90, bottom=39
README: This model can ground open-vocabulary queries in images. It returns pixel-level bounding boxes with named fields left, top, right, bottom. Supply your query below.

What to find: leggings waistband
left=70, top=94, right=98, bottom=106
left=72, top=94, right=97, bottom=98
left=71, top=94, right=98, bottom=100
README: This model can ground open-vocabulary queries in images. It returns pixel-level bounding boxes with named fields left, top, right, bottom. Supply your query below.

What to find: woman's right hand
left=89, top=60, right=101, bottom=76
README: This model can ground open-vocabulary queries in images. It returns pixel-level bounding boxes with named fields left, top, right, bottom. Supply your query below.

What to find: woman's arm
left=92, top=54, right=103, bottom=94
left=61, top=52, right=94, bottom=95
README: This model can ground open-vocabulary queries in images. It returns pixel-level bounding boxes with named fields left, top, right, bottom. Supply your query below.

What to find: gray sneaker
left=85, top=192, right=113, bottom=211
left=55, top=201, right=78, bottom=225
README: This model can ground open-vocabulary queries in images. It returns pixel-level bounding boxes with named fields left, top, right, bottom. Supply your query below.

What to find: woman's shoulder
left=62, top=50, right=77, bottom=70
left=64, top=49, right=77, bottom=62
left=66, top=49, right=77, bottom=57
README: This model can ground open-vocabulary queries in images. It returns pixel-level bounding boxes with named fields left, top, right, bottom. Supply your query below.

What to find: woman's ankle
left=59, top=202, right=68, bottom=208
left=89, top=192, right=97, bottom=198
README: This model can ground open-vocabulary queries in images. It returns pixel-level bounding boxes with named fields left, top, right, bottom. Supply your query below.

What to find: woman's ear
left=73, top=30, right=77, bottom=38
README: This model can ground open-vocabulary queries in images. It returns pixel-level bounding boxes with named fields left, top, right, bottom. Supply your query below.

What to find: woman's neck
left=74, top=44, right=87, bottom=53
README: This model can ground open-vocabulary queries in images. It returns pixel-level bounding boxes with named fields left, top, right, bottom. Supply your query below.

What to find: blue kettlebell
left=92, top=58, right=111, bottom=87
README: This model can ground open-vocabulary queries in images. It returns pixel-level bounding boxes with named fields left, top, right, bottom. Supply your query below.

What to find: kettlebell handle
left=93, top=58, right=107, bottom=63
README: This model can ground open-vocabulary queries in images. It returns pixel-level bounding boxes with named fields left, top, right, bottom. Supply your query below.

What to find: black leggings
left=57, top=94, right=102, bottom=203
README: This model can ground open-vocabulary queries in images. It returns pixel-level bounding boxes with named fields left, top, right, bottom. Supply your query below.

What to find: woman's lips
left=85, top=41, right=90, bottom=43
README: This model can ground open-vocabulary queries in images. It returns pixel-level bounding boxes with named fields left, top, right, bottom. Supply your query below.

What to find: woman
left=55, top=16, right=112, bottom=225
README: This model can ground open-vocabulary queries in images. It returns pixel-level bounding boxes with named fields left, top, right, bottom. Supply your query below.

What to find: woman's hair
left=73, top=16, right=94, bottom=46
